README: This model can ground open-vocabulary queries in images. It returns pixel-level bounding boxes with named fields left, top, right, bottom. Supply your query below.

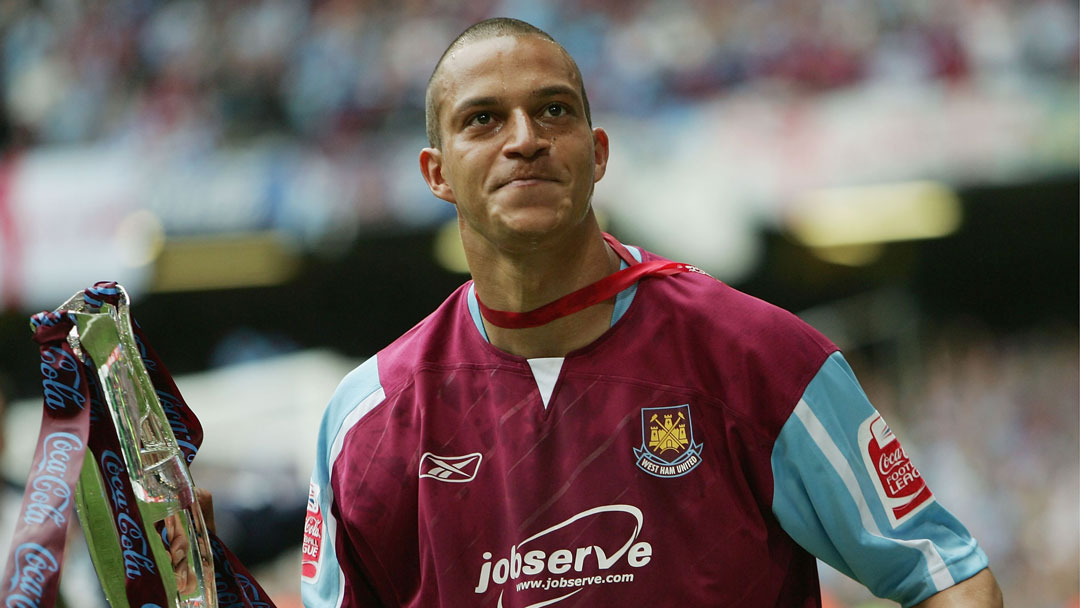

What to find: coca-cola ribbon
left=476, top=233, right=709, bottom=329
left=1, top=281, right=275, bottom=608
left=1, top=312, right=91, bottom=608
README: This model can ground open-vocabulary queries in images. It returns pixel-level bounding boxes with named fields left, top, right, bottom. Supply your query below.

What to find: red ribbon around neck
left=475, top=234, right=705, bottom=329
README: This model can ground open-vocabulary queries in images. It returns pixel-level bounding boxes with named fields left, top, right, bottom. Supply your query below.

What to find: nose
left=502, top=110, right=548, bottom=159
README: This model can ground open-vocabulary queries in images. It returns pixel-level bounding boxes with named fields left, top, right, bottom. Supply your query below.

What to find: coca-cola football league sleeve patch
left=770, top=352, right=989, bottom=607
left=858, top=413, right=934, bottom=527
left=302, top=355, right=385, bottom=608
left=302, top=481, right=325, bottom=583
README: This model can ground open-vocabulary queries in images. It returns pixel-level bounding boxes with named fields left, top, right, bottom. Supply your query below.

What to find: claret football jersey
left=302, top=244, right=988, bottom=607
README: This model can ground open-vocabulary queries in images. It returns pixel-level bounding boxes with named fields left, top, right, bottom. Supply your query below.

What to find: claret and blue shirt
left=300, top=241, right=989, bottom=607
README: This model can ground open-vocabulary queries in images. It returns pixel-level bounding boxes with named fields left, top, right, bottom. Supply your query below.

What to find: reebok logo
left=419, top=452, right=482, bottom=483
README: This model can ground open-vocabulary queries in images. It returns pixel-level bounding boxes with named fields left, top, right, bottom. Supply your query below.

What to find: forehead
left=434, top=35, right=581, bottom=112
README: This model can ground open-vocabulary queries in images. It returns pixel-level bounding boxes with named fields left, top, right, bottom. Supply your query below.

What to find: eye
left=468, top=112, right=493, bottom=127
left=543, top=103, right=567, bottom=118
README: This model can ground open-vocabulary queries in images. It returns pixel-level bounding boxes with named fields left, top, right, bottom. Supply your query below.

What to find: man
left=302, top=18, right=1002, bottom=607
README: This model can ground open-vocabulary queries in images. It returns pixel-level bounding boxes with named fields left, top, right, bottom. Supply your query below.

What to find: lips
left=495, top=172, right=559, bottom=189
left=506, top=178, right=556, bottom=188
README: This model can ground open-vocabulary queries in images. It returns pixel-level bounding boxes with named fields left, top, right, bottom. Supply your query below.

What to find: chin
left=490, top=216, right=573, bottom=251
left=494, top=203, right=568, bottom=232
left=475, top=196, right=591, bottom=251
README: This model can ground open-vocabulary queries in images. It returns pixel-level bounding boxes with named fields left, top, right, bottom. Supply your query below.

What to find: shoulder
left=638, top=247, right=834, bottom=365
left=355, top=282, right=476, bottom=395
left=628, top=247, right=838, bottom=428
left=336, top=282, right=473, bottom=401
left=317, top=283, right=474, bottom=446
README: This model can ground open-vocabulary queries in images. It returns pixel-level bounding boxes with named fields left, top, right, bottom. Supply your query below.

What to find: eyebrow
left=451, top=96, right=499, bottom=116
left=532, top=84, right=580, bottom=101
left=450, top=84, right=582, bottom=117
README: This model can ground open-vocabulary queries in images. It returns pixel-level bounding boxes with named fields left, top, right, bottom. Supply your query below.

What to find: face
left=420, top=35, right=609, bottom=254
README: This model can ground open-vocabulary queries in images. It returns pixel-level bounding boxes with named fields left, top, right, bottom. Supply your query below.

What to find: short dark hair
left=424, top=17, right=592, bottom=148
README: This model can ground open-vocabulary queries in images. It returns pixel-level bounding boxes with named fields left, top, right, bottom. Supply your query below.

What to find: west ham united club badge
left=634, top=404, right=704, bottom=477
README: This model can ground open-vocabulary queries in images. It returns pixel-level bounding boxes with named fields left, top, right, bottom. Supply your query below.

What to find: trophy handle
left=63, top=287, right=217, bottom=608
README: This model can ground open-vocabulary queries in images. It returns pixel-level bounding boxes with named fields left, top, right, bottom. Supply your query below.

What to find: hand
left=164, top=487, right=217, bottom=596
left=195, top=487, right=216, bottom=536
left=164, top=512, right=196, bottom=595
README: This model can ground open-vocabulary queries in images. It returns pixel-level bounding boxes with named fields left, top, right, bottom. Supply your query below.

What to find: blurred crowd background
left=0, top=1, right=1076, bottom=607
left=1, top=0, right=1077, bottom=146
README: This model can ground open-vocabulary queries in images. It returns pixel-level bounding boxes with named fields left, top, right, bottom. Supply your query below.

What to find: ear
left=591, top=127, right=610, bottom=183
left=420, top=147, right=457, bottom=204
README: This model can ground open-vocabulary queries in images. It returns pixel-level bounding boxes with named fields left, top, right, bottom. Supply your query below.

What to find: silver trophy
left=57, top=286, right=217, bottom=608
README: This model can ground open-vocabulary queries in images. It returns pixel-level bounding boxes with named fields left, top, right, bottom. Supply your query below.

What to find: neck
left=464, top=217, right=620, bottom=358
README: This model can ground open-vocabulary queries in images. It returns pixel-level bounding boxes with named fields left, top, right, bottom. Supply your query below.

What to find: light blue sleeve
left=771, top=352, right=989, bottom=607
left=302, top=355, right=385, bottom=608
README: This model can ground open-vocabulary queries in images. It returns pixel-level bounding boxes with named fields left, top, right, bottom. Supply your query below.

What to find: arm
left=913, top=568, right=1003, bottom=607
left=771, top=352, right=994, bottom=606
left=303, top=356, right=389, bottom=608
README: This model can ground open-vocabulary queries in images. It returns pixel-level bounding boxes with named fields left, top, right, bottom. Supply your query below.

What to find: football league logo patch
left=301, top=482, right=323, bottom=582
left=858, top=413, right=934, bottom=527
left=634, top=405, right=704, bottom=478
